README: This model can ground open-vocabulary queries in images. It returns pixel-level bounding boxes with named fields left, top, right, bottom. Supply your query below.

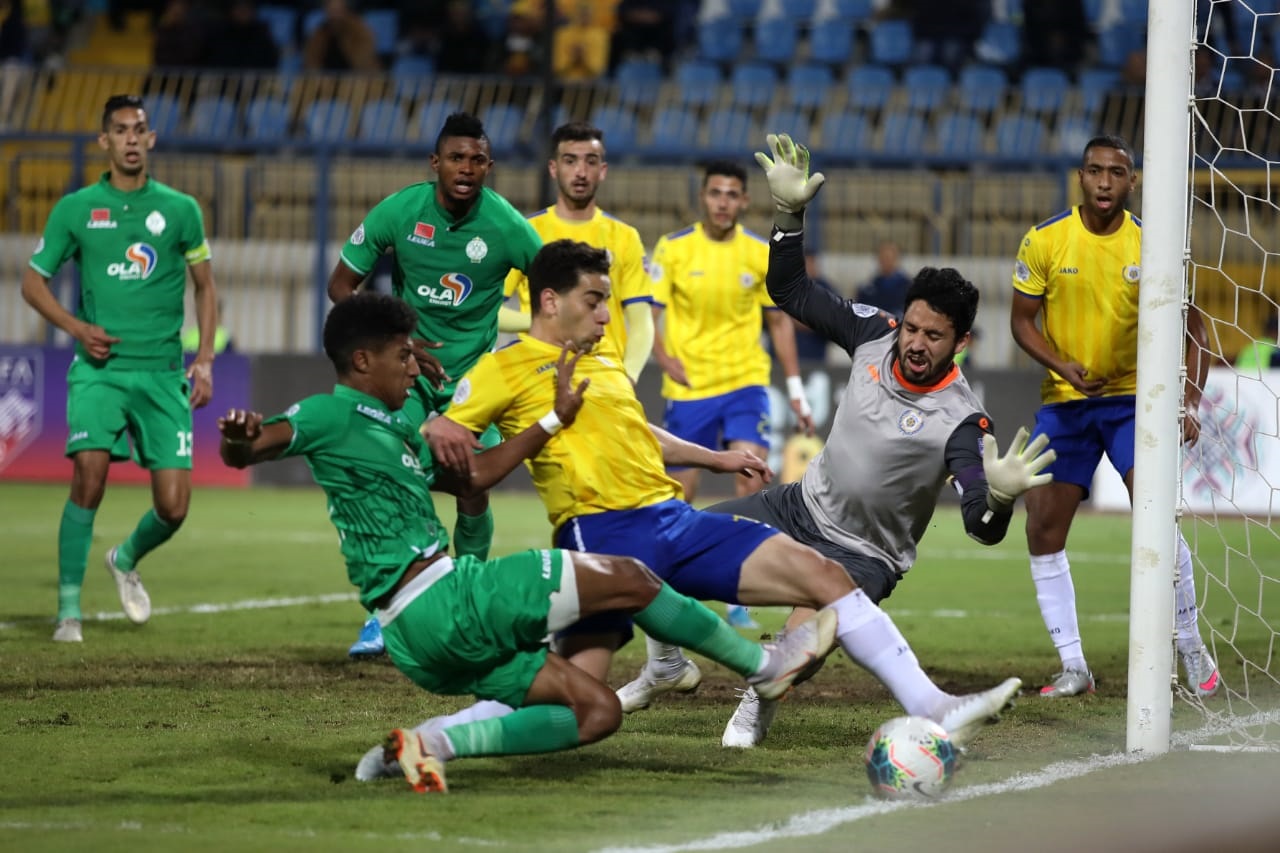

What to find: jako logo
left=417, top=272, right=473, bottom=305
left=107, top=243, right=158, bottom=280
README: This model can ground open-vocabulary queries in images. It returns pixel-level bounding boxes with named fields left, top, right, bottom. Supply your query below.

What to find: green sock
left=452, top=508, right=494, bottom=560
left=116, top=509, right=177, bottom=571
left=443, top=705, right=579, bottom=758
left=57, top=501, right=96, bottom=620
left=634, top=584, right=763, bottom=677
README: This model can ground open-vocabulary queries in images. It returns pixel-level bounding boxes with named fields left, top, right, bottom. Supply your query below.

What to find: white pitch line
left=0, top=592, right=357, bottom=630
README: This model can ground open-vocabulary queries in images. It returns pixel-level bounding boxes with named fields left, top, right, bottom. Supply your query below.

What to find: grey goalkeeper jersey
left=768, top=227, right=1012, bottom=575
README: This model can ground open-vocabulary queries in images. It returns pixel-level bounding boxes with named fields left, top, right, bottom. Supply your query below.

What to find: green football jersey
left=338, top=182, right=542, bottom=382
left=28, top=173, right=211, bottom=371
left=265, top=385, right=450, bottom=610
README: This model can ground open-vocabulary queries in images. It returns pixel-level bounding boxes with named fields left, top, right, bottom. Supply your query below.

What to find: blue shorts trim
left=554, top=500, right=778, bottom=639
left=663, top=386, right=771, bottom=465
left=1031, top=396, right=1136, bottom=495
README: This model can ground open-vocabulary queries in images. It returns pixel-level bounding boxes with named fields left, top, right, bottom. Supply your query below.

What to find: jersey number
left=176, top=430, right=194, bottom=457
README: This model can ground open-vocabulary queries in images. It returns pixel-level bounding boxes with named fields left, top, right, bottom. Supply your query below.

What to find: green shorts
left=65, top=360, right=193, bottom=470
left=401, top=376, right=501, bottom=449
left=381, top=549, right=575, bottom=708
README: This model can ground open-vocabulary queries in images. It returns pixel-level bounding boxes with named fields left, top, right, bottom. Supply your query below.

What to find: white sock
left=828, top=589, right=948, bottom=717
left=644, top=636, right=687, bottom=679
left=1031, top=551, right=1087, bottom=672
left=1174, top=532, right=1204, bottom=654
left=415, top=700, right=512, bottom=736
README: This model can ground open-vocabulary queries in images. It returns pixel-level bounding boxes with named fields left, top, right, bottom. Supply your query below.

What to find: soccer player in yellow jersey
left=504, top=122, right=654, bottom=382
left=428, top=238, right=1022, bottom=748
left=1011, top=134, right=1219, bottom=699
left=650, top=160, right=814, bottom=503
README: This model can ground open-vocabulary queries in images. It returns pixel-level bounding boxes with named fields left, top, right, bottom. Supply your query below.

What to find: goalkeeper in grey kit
left=618, top=134, right=1057, bottom=748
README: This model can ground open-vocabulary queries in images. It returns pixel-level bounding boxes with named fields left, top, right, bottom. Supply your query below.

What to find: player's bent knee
left=574, top=683, right=623, bottom=744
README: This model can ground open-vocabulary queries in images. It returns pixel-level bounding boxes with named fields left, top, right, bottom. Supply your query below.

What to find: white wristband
left=538, top=411, right=563, bottom=436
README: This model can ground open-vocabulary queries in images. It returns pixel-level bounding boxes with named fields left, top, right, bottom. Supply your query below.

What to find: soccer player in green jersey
left=20, top=94, right=219, bottom=644
left=327, top=111, right=542, bottom=657
left=217, top=292, right=833, bottom=793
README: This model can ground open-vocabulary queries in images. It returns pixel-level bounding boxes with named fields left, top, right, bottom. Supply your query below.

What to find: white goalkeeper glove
left=982, top=426, right=1055, bottom=510
left=754, top=133, right=826, bottom=214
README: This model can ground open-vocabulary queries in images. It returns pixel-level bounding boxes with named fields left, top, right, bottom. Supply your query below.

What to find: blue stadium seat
left=831, top=0, right=874, bottom=24
left=1082, top=0, right=1104, bottom=26
left=1118, top=0, right=1146, bottom=24
left=956, top=65, right=1008, bottom=113
left=645, top=106, right=700, bottom=157
left=358, top=99, right=407, bottom=144
left=869, top=19, right=914, bottom=66
left=258, top=4, right=296, bottom=51
left=615, top=57, right=663, bottom=107
left=591, top=106, right=638, bottom=158
left=364, top=10, right=399, bottom=56
left=818, top=110, right=871, bottom=157
left=698, top=17, right=742, bottom=64
left=762, top=107, right=811, bottom=144
left=1020, top=66, right=1071, bottom=114
left=1055, top=116, right=1095, bottom=157
left=674, top=59, right=722, bottom=108
left=415, top=100, right=458, bottom=142
left=304, top=99, right=352, bottom=141
left=187, top=95, right=238, bottom=138
left=786, top=63, right=834, bottom=110
left=703, top=107, right=754, bottom=156
left=902, top=65, right=951, bottom=111
left=974, top=20, right=1020, bottom=66
left=932, top=111, right=986, bottom=158
left=809, top=19, right=854, bottom=67
left=302, top=8, right=325, bottom=39
left=994, top=113, right=1046, bottom=159
left=754, top=16, right=798, bottom=65
left=1097, top=22, right=1144, bottom=68
left=879, top=110, right=927, bottom=156
left=782, top=0, right=817, bottom=20
left=1078, top=68, right=1118, bottom=117
left=482, top=104, right=523, bottom=157
left=727, top=0, right=762, bottom=17
left=144, top=93, right=183, bottom=138
left=845, top=64, right=895, bottom=112
left=730, top=62, right=779, bottom=110
left=245, top=95, right=290, bottom=141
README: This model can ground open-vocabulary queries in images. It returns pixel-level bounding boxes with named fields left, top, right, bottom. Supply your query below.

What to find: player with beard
left=327, top=111, right=542, bottom=657
left=618, top=134, right=1056, bottom=748
left=504, top=121, right=654, bottom=383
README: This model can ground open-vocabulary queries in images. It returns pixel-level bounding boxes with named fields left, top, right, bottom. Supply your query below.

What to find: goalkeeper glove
left=982, top=426, right=1055, bottom=510
left=754, top=133, right=826, bottom=214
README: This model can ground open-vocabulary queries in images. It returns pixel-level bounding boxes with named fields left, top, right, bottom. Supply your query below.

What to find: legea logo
left=107, top=243, right=158, bottom=281
left=417, top=272, right=473, bottom=306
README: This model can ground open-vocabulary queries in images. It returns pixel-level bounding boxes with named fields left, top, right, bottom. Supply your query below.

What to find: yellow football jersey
left=650, top=222, right=774, bottom=401
left=446, top=335, right=682, bottom=532
left=503, top=206, right=652, bottom=361
left=1013, top=206, right=1142, bottom=404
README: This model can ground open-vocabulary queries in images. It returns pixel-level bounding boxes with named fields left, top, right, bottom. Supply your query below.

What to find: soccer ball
left=863, top=715, right=957, bottom=801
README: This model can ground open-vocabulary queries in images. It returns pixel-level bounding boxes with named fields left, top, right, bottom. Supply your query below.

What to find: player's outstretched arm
left=983, top=426, right=1055, bottom=510
left=649, top=424, right=774, bottom=483
left=755, top=133, right=826, bottom=231
left=218, top=408, right=293, bottom=467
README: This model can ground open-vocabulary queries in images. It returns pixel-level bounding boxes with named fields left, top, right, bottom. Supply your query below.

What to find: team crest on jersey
left=648, top=261, right=662, bottom=282
left=350, top=223, right=366, bottom=245
left=145, top=211, right=166, bottom=235
left=1014, top=259, right=1031, bottom=283
left=107, top=243, right=157, bottom=280
left=86, top=208, right=117, bottom=229
left=897, top=408, right=925, bottom=435
left=739, top=272, right=755, bottom=288
left=852, top=303, right=879, bottom=317
left=408, top=222, right=435, bottom=246
left=417, top=272, right=474, bottom=307
left=466, top=236, right=488, bottom=263
left=452, top=377, right=471, bottom=404
left=1123, top=264, right=1141, bottom=284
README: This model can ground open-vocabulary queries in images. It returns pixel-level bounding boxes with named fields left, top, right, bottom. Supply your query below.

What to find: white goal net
left=1177, top=0, right=1280, bottom=748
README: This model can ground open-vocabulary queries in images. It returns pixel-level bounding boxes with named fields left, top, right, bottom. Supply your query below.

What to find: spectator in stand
left=434, top=0, right=498, bottom=75
left=303, top=0, right=381, bottom=73
left=855, top=240, right=911, bottom=317
left=553, top=2, right=610, bottom=82
left=1022, top=0, right=1088, bottom=74
left=503, top=0, right=545, bottom=76
left=152, top=0, right=206, bottom=69
left=0, top=0, right=27, bottom=129
left=911, top=0, right=988, bottom=71
left=204, top=1, right=280, bottom=71
left=611, top=0, right=677, bottom=72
